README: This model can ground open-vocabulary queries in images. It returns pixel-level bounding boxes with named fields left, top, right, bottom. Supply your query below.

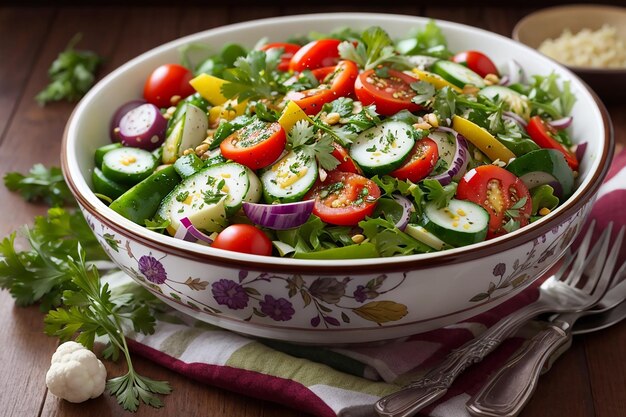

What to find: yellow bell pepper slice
left=189, top=73, right=229, bottom=105
left=452, top=115, right=516, bottom=163
left=278, top=101, right=311, bottom=133
left=412, top=69, right=462, bottom=93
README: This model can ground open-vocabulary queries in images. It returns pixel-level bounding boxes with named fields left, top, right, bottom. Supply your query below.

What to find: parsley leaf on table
left=35, top=33, right=102, bottom=106
left=44, top=248, right=171, bottom=412
left=4, top=164, right=74, bottom=207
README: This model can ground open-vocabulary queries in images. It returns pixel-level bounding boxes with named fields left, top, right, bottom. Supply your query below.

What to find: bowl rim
left=512, top=4, right=626, bottom=73
left=62, top=12, right=615, bottom=274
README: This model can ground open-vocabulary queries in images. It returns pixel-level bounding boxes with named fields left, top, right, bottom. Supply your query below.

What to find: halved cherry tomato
left=304, top=171, right=381, bottom=226
left=285, top=60, right=358, bottom=115
left=220, top=119, right=286, bottom=169
left=354, top=69, right=422, bottom=116
left=452, top=51, right=499, bottom=78
left=259, top=42, right=301, bottom=72
left=331, top=142, right=361, bottom=174
left=212, top=224, right=273, bottom=256
left=390, top=138, right=439, bottom=182
left=526, top=116, right=578, bottom=171
left=143, top=64, right=195, bottom=108
left=289, top=39, right=341, bottom=72
left=456, top=165, right=532, bottom=238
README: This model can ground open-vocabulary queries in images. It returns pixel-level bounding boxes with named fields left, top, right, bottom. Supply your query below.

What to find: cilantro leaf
left=396, top=20, right=452, bottom=59
left=322, top=97, right=355, bottom=117
left=254, top=101, right=279, bottom=122
left=4, top=164, right=74, bottom=207
left=312, top=134, right=340, bottom=171
left=287, top=120, right=339, bottom=171
left=287, top=120, right=316, bottom=149
left=338, top=26, right=411, bottom=70
left=144, top=217, right=171, bottom=233
left=410, top=81, right=436, bottom=105
left=432, top=86, right=457, bottom=123
left=422, top=179, right=457, bottom=209
left=221, top=49, right=286, bottom=101
left=36, top=34, right=102, bottom=105
left=359, top=217, right=432, bottom=256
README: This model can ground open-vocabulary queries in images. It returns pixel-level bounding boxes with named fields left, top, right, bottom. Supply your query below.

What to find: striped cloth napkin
left=115, top=148, right=626, bottom=417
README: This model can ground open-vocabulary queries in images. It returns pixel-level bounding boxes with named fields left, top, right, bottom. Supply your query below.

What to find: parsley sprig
left=36, top=33, right=102, bottom=106
left=287, top=120, right=340, bottom=171
left=4, top=164, right=74, bottom=207
left=338, top=26, right=411, bottom=70
left=221, top=49, right=287, bottom=101
left=503, top=196, right=528, bottom=233
left=44, top=249, right=171, bottom=411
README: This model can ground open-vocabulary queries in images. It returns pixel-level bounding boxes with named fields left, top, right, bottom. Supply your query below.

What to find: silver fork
left=375, top=222, right=619, bottom=417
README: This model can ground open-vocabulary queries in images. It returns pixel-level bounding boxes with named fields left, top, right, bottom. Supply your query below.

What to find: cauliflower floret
left=45, top=341, right=107, bottom=403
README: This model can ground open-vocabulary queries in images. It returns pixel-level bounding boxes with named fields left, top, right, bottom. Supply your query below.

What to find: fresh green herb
left=4, top=165, right=74, bottom=207
left=254, top=101, right=279, bottom=122
left=221, top=49, right=286, bottom=101
left=203, top=181, right=226, bottom=205
left=287, top=120, right=340, bottom=171
left=371, top=175, right=425, bottom=216
left=505, top=196, right=528, bottom=219
left=36, top=34, right=102, bottom=105
left=144, top=217, right=171, bottom=232
left=44, top=247, right=171, bottom=411
left=210, top=115, right=253, bottom=150
left=275, top=215, right=353, bottom=253
left=0, top=208, right=107, bottom=311
left=395, top=20, right=452, bottom=59
left=288, top=70, right=320, bottom=92
left=422, top=179, right=457, bottom=209
left=322, top=97, right=354, bottom=117
left=530, top=185, right=559, bottom=216
left=338, top=26, right=411, bottom=70
left=432, top=86, right=456, bottom=123
left=410, top=81, right=436, bottom=105
left=502, top=218, right=521, bottom=233
left=175, top=191, right=190, bottom=202
left=359, top=217, right=432, bottom=256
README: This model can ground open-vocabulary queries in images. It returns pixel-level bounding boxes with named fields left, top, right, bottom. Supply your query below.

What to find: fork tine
left=580, top=222, right=614, bottom=292
left=587, top=226, right=625, bottom=305
left=561, top=220, right=597, bottom=286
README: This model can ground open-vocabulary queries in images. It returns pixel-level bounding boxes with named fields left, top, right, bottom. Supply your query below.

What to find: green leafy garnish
left=395, top=20, right=452, bottom=59
left=44, top=248, right=171, bottom=411
left=338, top=26, right=410, bottom=70
left=221, top=49, right=287, bottom=101
left=502, top=196, right=529, bottom=232
left=422, top=179, right=457, bottom=209
left=530, top=185, right=559, bottom=216
left=275, top=215, right=353, bottom=253
left=410, top=81, right=436, bottom=105
left=36, top=34, right=102, bottom=105
left=0, top=208, right=107, bottom=310
left=145, top=217, right=171, bottom=232
left=287, top=120, right=340, bottom=171
left=432, top=86, right=457, bottom=123
left=359, top=217, right=432, bottom=257
left=4, top=164, right=74, bottom=207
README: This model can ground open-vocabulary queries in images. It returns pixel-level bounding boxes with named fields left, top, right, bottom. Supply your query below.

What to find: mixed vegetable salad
left=93, top=22, right=580, bottom=259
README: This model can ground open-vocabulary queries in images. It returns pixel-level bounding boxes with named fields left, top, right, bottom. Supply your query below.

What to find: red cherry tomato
left=390, top=138, right=439, bottom=182
left=452, top=51, right=499, bottom=78
left=526, top=116, right=579, bottom=171
left=456, top=165, right=532, bottom=239
left=220, top=119, right=286, bottom=170
left=289, top=39, right=341, bottom=72
left=331, top=142, right=361, bottom=174
left=354, top=69, right=422, bottom=116
left=211, top=224, right=273, bottom=256
left=259, top=42, right=301, bottom=72
left=285, top=60, right=358, bottom=115
left=304, top=171, right=381, bottom=226
left=143, top=64, right=195, bottom=108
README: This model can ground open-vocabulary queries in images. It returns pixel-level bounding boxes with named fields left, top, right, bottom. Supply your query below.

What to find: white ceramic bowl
left=62, top=13, right=613, bottom=344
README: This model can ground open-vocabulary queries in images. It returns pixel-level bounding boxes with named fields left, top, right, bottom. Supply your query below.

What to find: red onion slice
left=430, top=131, right=470, bottom=185
left=575, top=142, right=588, bottom=162
left=392, top=195, right=413, bottom=231
left=549, top=116, right=573, bottom=130
left=243, top=200, right=314, bottom=230
left=173, top=217, right=214, bottom=244
left=503, top=111, right=528, bottom=128
left=110, top=99, right=146, bottom=142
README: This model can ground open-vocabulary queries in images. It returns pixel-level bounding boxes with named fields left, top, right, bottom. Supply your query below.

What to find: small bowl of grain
left=513, top=4, right=626, bottom=102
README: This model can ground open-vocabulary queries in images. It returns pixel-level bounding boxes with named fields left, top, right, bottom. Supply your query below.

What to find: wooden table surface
left=1, top=4, right=625, bottom=417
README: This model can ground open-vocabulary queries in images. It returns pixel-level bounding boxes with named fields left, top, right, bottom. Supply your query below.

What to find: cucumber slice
left=429, top=130, right=456, bottom=170
left=102, top=147, right=157, bottom=184
left=423, top=199, right=489, bottom=247
left=94, top=143, right=123, bottom=168
left=404, top=224, right=452, bottom=250
left=479, top=86, right=530, bottom=119
left=92, top=167, right=129, bottom=200
left=350, top=121, right=415, bottom=175
left=173, top=153, right=205, bottom=178
left=506, top=149, right=574, bottom=199
left=161, top=104, right=208, bottom=164
left=431, top=60, right=486, bottom=88
left=158, top=162, right=261, bottom=234
left=261, top=149, right=318, bottom=203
